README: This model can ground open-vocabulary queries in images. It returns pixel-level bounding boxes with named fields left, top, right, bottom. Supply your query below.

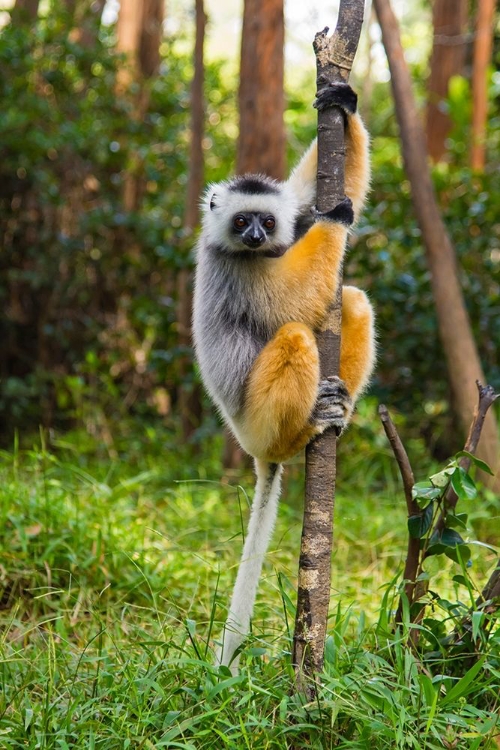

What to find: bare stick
left=378, top=405, right=420, bottom=621
left=292, top=0, right=364, bottom=697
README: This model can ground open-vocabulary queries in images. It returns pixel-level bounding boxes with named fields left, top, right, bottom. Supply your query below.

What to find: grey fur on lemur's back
left=193, top=251, right=267, bottom=420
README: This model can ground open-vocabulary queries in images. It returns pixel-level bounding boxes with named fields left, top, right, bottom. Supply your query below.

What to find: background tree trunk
left=373, top=0, right=500, bottom=489
left=11, top=0, right=39, bottom=23
left=116, top=0, right=164, bottom=213
left=471, top=0, right=495, bottom=171
left=139, top=0, right=165, bottom=79
left=176, top=0, right=206, bottom=440
left=116, top=0, right=142, bottom=87
left=237, top=0, right=285, bottom=179
left=426, top=0, right=468, bottom=163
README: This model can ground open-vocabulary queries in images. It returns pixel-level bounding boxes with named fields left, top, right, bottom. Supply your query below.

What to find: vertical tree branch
left=471, top=0, right=495, bottom=171
left=177, top=0, right=207, bottom=439
left=378, top=404, right=419, bottom=622
left=237, top=0, right=285, bottom=179
left=426, top=0, right=468, bottom=163
left=292, top=0, right=365, bottom=697
left=373, top=0, right=500, bottom=490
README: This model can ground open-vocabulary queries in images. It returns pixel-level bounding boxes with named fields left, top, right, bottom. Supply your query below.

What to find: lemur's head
left=202, top=174, right=300, bottom=258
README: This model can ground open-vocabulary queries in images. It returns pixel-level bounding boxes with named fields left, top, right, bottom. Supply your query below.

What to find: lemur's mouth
left=261, top=245, right=287, bottom=258
left=225, top=245, right=288, bottom=260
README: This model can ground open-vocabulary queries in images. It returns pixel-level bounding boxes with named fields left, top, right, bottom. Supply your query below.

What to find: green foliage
left=0, top=13, right=236, bottom=438
left=344, top=104, right=500, bottom=449
left=0, top=439, right=498, bottom=748
left=393, top=451, right=499, bottom=676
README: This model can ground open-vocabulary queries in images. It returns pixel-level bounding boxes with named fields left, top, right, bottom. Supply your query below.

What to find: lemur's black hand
left=316, top=197, right=354, bottom=227
left=313, top=82, right=357, bottom=115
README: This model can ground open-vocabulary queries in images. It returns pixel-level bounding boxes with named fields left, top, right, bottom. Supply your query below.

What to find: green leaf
left=452, top=574, right=469, bottom=586
left=445, top=544, right=471, bottom=564
left=456, top=450, right=494, bottom=475
left=472, top=611, right=484, bottom=642
left=429, top=467, right=454, bottom=488
left=441, top=657, right=486, bottom=706
left=411, top=482, right=441, bottom=508
left=450, top=467, right=477, bottom=501
left=445, top=512, right=468, bottom=530
left=425, top=541, right=446, bottom=557
left=440, top=528, right=465, bottom=547
left=408, top=502, right=434, bottom=539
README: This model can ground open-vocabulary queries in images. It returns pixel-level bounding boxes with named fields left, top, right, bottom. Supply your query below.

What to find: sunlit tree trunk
left=373, top=0, right=500, bottom=489
left=11, top=0, right=39, bottom=23
left=116, top=0, right=165, bottom=212
left=237, top=0, right=285, bottom=179
left=139, top=0, right=165, bottom=79
left=177, top=0, right=207, bottom=440
left=116, top=0, right=143, bottom=88
left=426, top=0, right=468, bottom=163
left=471, top=0, right=495, bottom=171
left=117, top=0, right=164, bottom=81
left=62, top=0, right=106, bottom=50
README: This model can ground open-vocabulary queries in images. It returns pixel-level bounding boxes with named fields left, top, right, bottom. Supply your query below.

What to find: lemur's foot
left=312, top=376, right=353, bottom=437
left=317, top=197, right=354, bottom=227
left=313, top=82, right=357, bottom=115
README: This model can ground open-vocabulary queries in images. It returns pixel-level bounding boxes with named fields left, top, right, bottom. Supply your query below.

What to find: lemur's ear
left=209, top=193, right=217, bottom=210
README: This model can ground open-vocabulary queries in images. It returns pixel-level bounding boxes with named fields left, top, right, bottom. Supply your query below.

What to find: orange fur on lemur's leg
left=339, top=286, right=376, bottom=401
left=242, top=323, right=320, bottom=463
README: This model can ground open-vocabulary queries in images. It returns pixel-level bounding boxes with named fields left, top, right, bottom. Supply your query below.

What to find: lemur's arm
left=287, top=83, right=370, bottom=223
left=268, top=201, right=353, bottom=330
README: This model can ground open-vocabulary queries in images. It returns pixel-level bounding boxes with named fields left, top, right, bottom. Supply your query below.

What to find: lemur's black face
left=231, top=212, right=276, bottom=248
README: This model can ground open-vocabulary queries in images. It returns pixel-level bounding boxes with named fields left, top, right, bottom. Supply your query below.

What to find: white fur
left=286, top=138, right=317, bottom=209
left=217, top=460, right=283, bottom=673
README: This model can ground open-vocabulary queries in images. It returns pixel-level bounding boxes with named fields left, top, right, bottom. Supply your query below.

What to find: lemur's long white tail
left=217, top=459, right=283, bottom=672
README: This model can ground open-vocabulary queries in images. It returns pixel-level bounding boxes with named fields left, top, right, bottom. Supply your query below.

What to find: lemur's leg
left=240, top=323, right=320, bottom=463
left=339, top=285, right=376, bottom=401
left=239, top=321, right=352, bottom=463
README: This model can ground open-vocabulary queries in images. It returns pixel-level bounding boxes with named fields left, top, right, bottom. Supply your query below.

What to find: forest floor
left=0, top=418, right=498, bottom=748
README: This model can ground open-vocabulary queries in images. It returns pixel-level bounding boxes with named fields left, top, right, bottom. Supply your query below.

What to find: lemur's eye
left=264, top=216, right=276, bottom=230
left=233, top=215, right=247, bottom=229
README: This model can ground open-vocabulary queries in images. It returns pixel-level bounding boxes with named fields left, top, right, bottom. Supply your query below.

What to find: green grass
left=0, top=423, right=498, bottom=748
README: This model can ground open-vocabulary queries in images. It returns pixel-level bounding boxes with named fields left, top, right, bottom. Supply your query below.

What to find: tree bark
left=426, top=0, right=468, bottom=163
left=292, top=1, right=365, bottom=696
left=10, top=0, right=39, bottom=23
left=116, top=0, right=164, bottom=214
left=373, top=0, right=500, bottom=490
left=471, top=0, right=495, bottom=171
left=116, top=0, right=143, bottom=88
left=378, top=404, right=419, bottom=624
left=177, top=0, right=206, bottom=440
left=237, top=0, right=286, bottom=179
left=139, top=0, right=165, bottom=79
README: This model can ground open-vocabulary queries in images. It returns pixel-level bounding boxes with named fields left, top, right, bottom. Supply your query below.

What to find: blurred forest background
left=1, top=0, right=499, bottom=472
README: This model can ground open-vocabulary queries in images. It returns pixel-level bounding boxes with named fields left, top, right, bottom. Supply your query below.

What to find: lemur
left=193, top=83, right=375, bottom=671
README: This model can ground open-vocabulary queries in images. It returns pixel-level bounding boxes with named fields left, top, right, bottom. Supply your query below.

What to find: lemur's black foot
left=314, top=82, right=357, bottom=115
left=317, top=196, right=354, bottom=227
left=312, top=376, right=352, bottom=437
